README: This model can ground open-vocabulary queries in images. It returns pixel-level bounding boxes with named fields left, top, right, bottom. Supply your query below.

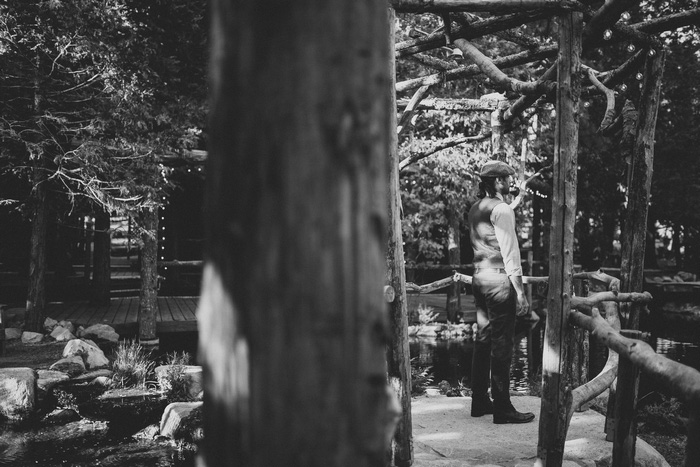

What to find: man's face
left=496, top=175, right=512, bottom=195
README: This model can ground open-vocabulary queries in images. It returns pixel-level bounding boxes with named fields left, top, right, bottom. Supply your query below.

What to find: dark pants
left=471, top=272, right=516, bottom=410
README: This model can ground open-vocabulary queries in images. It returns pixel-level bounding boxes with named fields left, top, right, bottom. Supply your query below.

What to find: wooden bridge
left=45, top=296, right=199, bottom=336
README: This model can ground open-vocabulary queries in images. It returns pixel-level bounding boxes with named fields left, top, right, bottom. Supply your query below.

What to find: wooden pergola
left=385, top=2, right=699, bottom=466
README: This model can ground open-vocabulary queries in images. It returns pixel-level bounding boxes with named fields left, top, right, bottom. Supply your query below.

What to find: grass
left=157, top=351, right=195, bottom=402
left=110, top=340, right=155, bottom=389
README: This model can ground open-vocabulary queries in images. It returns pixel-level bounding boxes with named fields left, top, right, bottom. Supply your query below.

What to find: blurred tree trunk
left=198, top=1, right=394, bottom=465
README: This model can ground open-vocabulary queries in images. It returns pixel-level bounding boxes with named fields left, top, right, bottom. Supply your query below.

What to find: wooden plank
left=168, top=297, right=187, bottom=321
left=180, top=297, right=197, bottom=321
left=158, top=297, right=173, bottom=322
left=105, top=297, right=127, bottom=326
left=173, top=297, right=195, bottom=321
left=125, top=297, right=139, bottom=325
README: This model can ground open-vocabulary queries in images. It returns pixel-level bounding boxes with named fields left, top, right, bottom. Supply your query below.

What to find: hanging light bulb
left=648, top=49, right=656, bottom=57
left=603, top=29, right=613, bottom=40
left=636, top=72, right=644, bottom=81
left=621, top=11, right=631, bottom=21
left=627, top=43, right=636, bottom=53
left=619, top=83, right=628, bottom=92
left=583, top=101, right=591, bottom=108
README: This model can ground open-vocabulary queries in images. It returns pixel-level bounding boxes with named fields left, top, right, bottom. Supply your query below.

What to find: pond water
left=410, top=303, right=700, bottom=398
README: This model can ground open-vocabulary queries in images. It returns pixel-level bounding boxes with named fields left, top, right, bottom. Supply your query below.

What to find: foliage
left=437, top=379, right=471, bottom=397
left=110, top=340, right=155, bottom=389
left=410, top=357, right=434, bottom=396
left=417, top=303, right=439, bottom=325
left=157, top=351, right=195, bottom=402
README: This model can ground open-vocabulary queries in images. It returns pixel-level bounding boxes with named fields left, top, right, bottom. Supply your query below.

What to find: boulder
left=565, top=437, right=671, bottom=467
left=5, top=327, right=22, bottom=340
left=154, top=365, right=203, bottom=400
left=79, top=324, right=119, bottom=343
left=50, top=326, right=76, bottom=342
left=71, top=369, right=113, bottom=384
left=58, top=320, right=75, bottom=335
left=159, top=401, right=203, bottom=441
left=43, top=408, right=81, bottom=426
left=0, top=368, right=37, bottom=421
left=63, top=339, right=109, bottom=370
left=50, top=356, right=86, bottom=377
left=21, top=331, right=44, bottom=344
left=44, top=317, right=59, bottom=333
left=37, top=370, right=71, bottom=400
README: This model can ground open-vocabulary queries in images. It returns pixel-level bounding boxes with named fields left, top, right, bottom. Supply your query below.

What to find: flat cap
left=479, top=160, right=515, bottom=178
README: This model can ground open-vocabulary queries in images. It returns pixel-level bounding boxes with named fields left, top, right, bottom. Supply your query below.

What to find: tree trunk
left=91, top=209, right=111, bottom=305
left=445, top=211, right=461, bottom=323
left=537, top=10, right=582, bottom=467
left=138, top=208, right=158, bottom=342
left=25, top=167, right=49, bottom=333
left=387, top=8, right=413, bottom=466
left=198, top=1, right=393, bottom=466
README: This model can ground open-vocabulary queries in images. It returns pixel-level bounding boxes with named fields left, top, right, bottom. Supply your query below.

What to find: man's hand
left=516, top=292, right=529, bottom=317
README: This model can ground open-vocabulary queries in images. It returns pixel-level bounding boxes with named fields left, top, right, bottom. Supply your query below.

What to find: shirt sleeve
left=491, top=203, right=523, bottom=276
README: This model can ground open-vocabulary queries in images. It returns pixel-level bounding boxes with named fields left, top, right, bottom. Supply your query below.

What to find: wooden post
left=537, top=10, right=582, bottom=467
left=612, top=330, right=642, bottom=467
left=620, top=50, right=665, bottom=328
left=387, top=7, right=413, bottom=466
left=138, top=207, right=159, bottom=345
left=445, top=212, right=461, bottom=323
left=91, top=209, right=111, bottom=305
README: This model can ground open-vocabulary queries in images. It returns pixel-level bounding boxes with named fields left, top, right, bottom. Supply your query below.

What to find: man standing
left=468, top=160, right=535, bottom=424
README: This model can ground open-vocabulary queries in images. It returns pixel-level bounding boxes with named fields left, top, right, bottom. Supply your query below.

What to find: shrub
left=111, top=340, right=155, bottom=389
left=417, top=304, right=438, bottom=325
left=158, top=351, right=194, bottom=402
left=410, top=357, right=433, bottom=396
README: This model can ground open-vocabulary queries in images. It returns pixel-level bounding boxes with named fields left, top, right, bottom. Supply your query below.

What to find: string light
left=627, top=43, right=636, bottom=52
left=619, top=84, right=628, bottom=92
left=583, top=101, right=591, bottom=108
left=621, top=11, right=631, bottom=21
left=648, top=49, right=656, bottom=57
left=603, top=29, right=613, bottom=40
left=636, top=72, right=644, bottom=81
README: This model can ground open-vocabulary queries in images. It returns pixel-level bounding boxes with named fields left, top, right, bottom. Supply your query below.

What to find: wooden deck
left=46, top=296, right=199, bottom=336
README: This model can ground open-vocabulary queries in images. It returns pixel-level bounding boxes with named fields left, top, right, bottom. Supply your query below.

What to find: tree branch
left=399, top=133, right=490, bottom=171
left=397, top=85, right=432, bottom=136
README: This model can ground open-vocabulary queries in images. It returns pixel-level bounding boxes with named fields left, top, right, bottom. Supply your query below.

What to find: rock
left=154, top=365, right=203, bottom=400
left=70, top=369, right=113, bottom=384
left=58, top=320, right=75, bottom=335
left=80, top=324, right=119, bottom=343
left=21, top=331, right=44, bottom=344
left=63, top=339, right=109, bottom=370
left=5, top=327, right=22, bottom=340
left=91, top=376, right=112, bottom=387
left=37, top=370, right=71, bottom=400
left=0, top=368, right=37, bottom=421
left=50, top=326, right=76, bottom=342
left=50, top=356, right=86, bottom=377
left=159, top=401, right=203, bottom=441
left=565, top=437, right=671, bottom=467
left=43, top=408, right=81, bottom=426
left=44, top=317, right=59, bottom=333
left=133, top=423, right=160, bottom=440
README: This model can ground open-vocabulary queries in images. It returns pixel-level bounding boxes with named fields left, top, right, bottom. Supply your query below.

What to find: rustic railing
left=401, top=268, right=700, bottom=467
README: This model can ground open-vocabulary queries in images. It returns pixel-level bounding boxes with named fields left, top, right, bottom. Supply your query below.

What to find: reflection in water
left=410, top=310, right=700, bottom=396
left=409, top=320, right=543, bottom=394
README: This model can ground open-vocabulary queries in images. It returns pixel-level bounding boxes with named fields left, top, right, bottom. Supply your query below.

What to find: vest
left=468, top=196, right=506, bottom=269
